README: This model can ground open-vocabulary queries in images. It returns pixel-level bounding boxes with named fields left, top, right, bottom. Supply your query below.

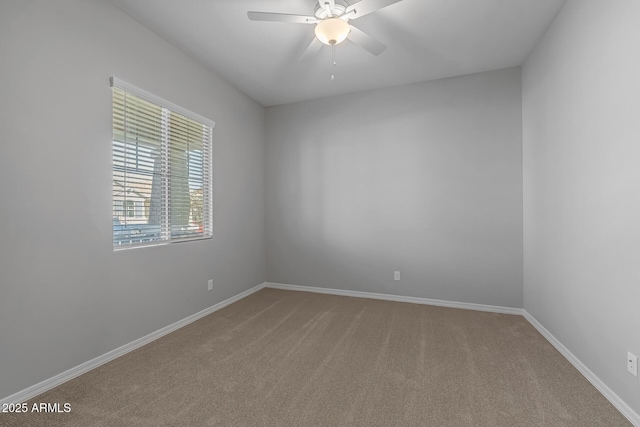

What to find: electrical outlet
left=628, top=352, right=638, bottom=377
left=207, top=279, right=213, bottom=291
left=394, top=271, right=400, bottom=281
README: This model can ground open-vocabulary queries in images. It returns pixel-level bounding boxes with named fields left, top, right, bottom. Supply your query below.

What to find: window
left=124, top=200, right=135, bottom=218
left=111, top=78, right=214, bottom=249
left=114, top=200, right=124, bottom=217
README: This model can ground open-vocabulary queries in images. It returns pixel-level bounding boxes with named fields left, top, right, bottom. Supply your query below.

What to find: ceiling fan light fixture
left=315, top=17, right=350, bottom=45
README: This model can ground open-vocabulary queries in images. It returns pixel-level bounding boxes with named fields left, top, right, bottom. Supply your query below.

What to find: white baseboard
left=264, top=282, right=524, bottom=315
left=523, top=311, right=640, bottom=426
left=0, top=282, right=266, bottom=405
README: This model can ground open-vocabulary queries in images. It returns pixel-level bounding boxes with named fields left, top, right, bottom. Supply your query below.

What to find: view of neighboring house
left=113, top=173, right=204, bottom=228
left=113, top=171, right=151, bottom=226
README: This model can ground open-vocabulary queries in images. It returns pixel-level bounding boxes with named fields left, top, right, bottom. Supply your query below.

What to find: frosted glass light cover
left=315, top=18, right=350, bottom=45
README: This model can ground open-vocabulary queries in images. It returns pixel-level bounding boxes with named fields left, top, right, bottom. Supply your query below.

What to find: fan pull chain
left=331, top=44, right=336, bottom=82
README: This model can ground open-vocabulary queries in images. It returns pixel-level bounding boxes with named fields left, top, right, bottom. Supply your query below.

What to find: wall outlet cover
left=628, top=352, right=638, bottom=377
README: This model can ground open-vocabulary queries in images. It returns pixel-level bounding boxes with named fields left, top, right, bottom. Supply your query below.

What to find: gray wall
left=266, top=68, right=523, bottom=307
left=0, top=0, right=266, bottom=399
left=523, top=0, right=640, bottom=415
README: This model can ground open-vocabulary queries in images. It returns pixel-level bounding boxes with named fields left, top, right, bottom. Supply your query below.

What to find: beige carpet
left=1, top=288, right=630, bottom=426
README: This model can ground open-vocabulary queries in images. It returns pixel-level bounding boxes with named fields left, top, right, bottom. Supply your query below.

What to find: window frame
left=110, top=77, right=215, bottom=250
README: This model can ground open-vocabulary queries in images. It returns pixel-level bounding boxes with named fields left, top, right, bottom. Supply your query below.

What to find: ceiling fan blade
left=345, top=0, right=403, bottom=20
left=347, top=25, right=386, bottom=55
left=299, top=37, right=323, bottom=62
left=247, top=11, right=317, bottom=24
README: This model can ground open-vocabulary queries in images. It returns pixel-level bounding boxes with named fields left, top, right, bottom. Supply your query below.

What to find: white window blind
left=111, top=77, right=214, bottom=249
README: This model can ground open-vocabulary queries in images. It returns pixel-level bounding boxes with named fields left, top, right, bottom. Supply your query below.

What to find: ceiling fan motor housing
left=314, top=0, right=348, bottom=19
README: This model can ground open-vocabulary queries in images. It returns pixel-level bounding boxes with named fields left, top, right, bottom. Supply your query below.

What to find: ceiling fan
left=248, top=0, right=403, bottom=60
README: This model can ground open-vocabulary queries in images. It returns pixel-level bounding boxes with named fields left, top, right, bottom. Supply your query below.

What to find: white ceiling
left=107, top=0, right=566, bottom=106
